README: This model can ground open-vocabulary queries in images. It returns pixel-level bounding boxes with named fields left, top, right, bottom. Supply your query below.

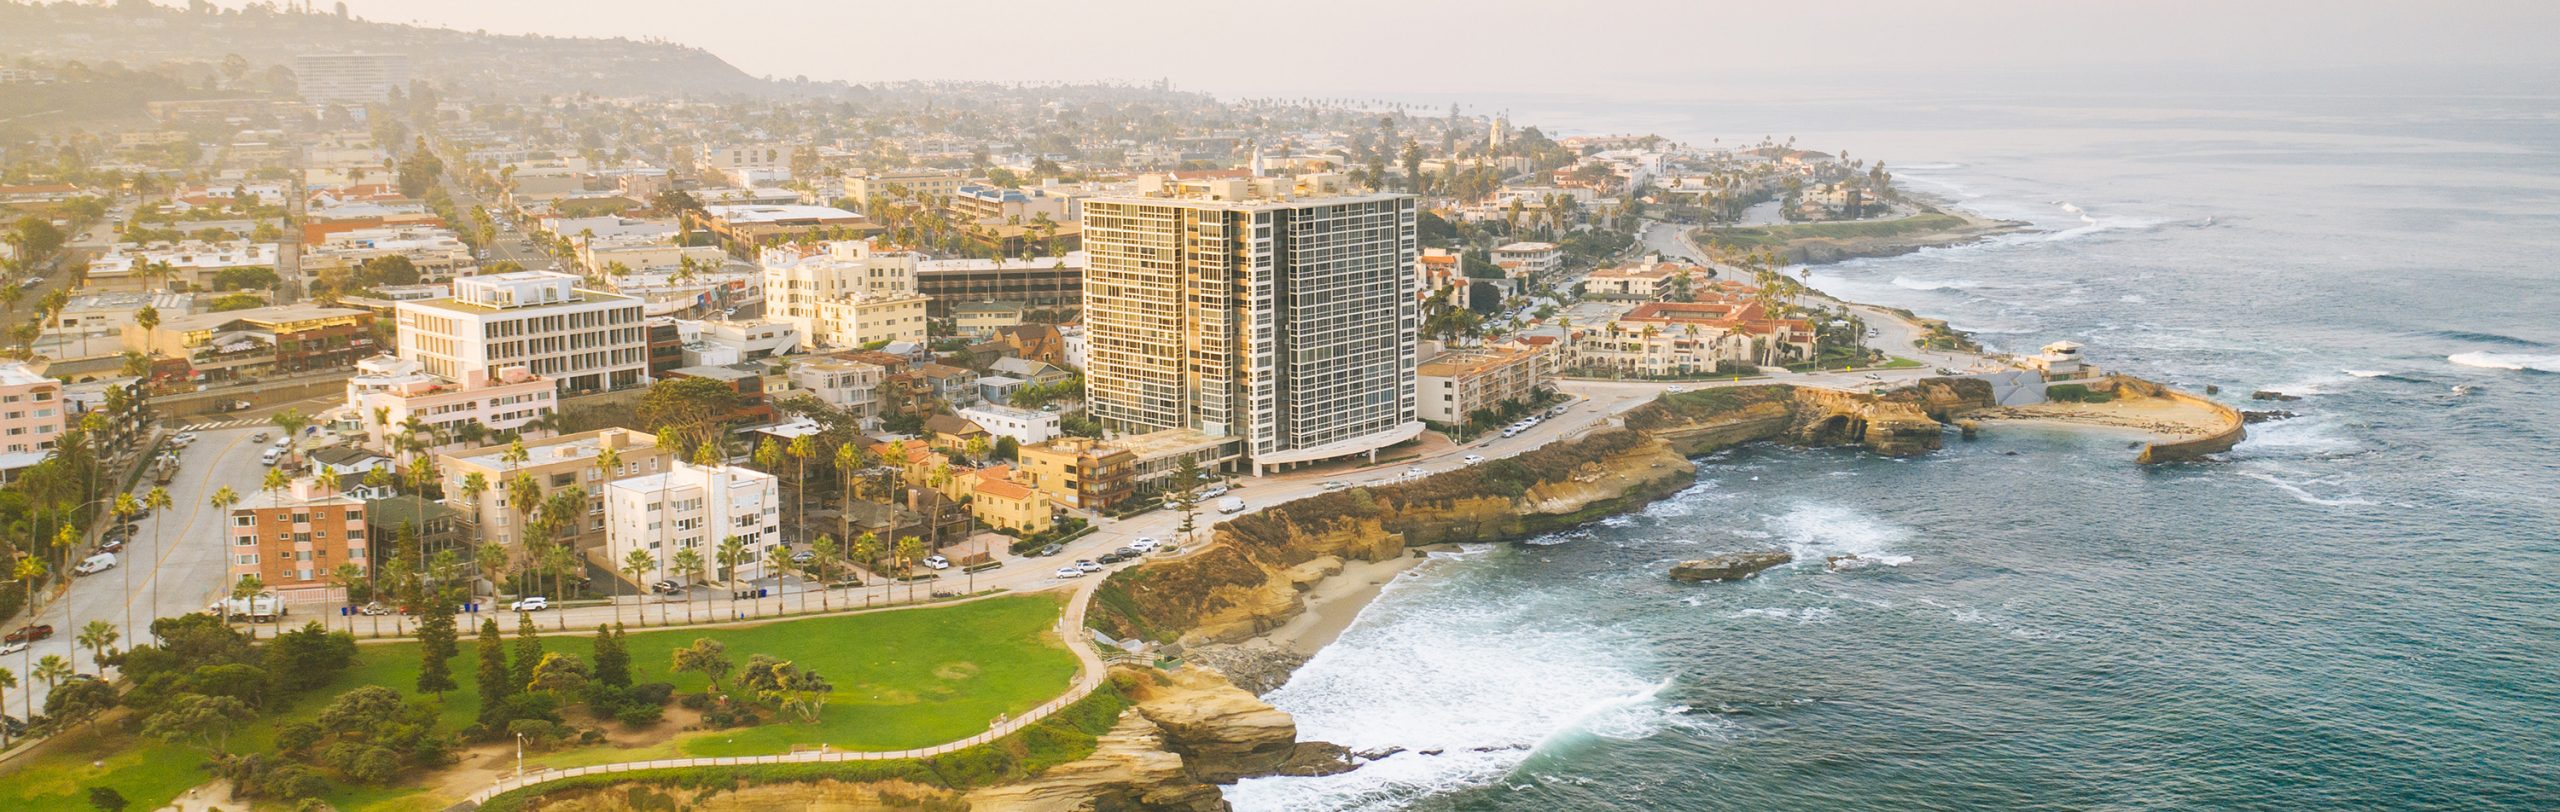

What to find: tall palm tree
left=833, top=441, right=861, bottom=542
left=852, top=531, right=881, bottom=605
left=893, top=536, right=928, bottom=604
left=810, top=534, right=836, bottom=612
left=327, top=562, right=364, bottom=633
left=109, top=492, right=138, bottom=646
left=0, top=667, right=14, bottom=748
left=205, top=486, right=238, bottom=622
left=716, top=535, right=747, bottom=618
left=619, top=549, right=654, bottom=628
left=31, top=655, right=70, bottom=692
left=11, top=555, right=39, bottom=719
left=671, top=547, right=704, bottom=624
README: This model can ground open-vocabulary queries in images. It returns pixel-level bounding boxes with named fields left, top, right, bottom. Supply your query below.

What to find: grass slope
left=0, top=595, right=1076, bottom=812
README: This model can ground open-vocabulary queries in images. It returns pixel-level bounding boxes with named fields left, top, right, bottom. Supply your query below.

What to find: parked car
left=5, top=624, right=54, bottom=643
left=1096, top=551, right=1129, bottom=565
left=1054, top=566, right=1086, bottom=579
left=1463, top=454, right=1484, bottom=465
left=790, top=550, right=816, bottom=564
left=96, top=537, right=125, bottom=554
left=221, top=400, right=253, bottom=412
left=1074, top=559, right=1102, bottom=573
left=360, top=603, right=392, bottom=616
left=0, top=640, right=24, bottom=656
left=1666, top=386, right=1689, bottom=394
left=921, top=554, right=951, bottom=570
left=171, top=431, right=199, bottom=447
left=1129, top=538, right=1159, bottom=553
left=1035, top=543, right=1064, bottom=557
left=510, top=596, right=550, bottom=612
left=651, top=580, right=683, bottom=595
left=260, top=448, right=282, bottom=466
left=73, top=552, right=117, bottom=575
left=249, top=431, right=269, bottom=443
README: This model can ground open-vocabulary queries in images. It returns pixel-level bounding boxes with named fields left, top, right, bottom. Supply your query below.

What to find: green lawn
left=0, top=594, right=1078, bottom=811
left=1700, top=213, right=1969, bottom=249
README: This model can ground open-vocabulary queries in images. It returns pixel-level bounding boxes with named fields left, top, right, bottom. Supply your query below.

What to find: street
left=6, top=424, right=272, bottom=720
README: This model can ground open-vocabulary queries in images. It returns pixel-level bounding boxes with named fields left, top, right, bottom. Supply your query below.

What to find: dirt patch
left=931, top=662, right=981, bottom=681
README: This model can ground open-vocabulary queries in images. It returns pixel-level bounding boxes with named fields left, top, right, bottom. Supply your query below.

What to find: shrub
left=629, top=682, right=676, bottom=706
left=617, top=703, right=665, bottom=729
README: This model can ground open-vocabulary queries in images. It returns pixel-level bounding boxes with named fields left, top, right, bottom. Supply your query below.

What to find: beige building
left=437, top=428, right=672, bottom=562
left=784, top=356, right=885, bottom=418
left=760, top=241, right=931, bottom=351
left=1083, top=174, right=1421, bottom=475
left=395, top=272, right=650, bottom=395
left=1417, top=346, right=1553, bottom=425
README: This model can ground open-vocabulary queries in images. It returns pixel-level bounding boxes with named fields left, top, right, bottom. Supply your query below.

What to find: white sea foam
left=1231, top=562, right=1672, bottom=811
left=2238, top=471, right=2377, bottom=508
left=2448, top=351, right=2560, bottom=372
left=1764, top=503, right=1914, bottom=567
left=1727, top=606, right=1838, bottom=623
left=2343, top=369, right=2392, bottom=378
left=1890, top=275, right=1977, bottom=291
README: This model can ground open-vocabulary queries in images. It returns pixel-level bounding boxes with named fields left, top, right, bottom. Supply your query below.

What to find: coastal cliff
left=1092, top=379, right=1997, bottom=649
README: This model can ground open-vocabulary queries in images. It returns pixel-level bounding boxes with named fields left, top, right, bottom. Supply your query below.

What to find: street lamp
left=515, top=731, right=524, bottom=780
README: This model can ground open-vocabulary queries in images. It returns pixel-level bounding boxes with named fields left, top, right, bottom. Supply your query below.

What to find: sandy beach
left=1263, top=553, right=1427, bottom=656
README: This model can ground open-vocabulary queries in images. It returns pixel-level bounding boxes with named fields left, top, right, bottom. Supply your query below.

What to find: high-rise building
left=395, top=272, right=649, bottom=395
left=228, top=476, right=370, bottom=598
left=292, top=53, right=410, bottom=105
left=1082, top=174, right=1421, bottom=475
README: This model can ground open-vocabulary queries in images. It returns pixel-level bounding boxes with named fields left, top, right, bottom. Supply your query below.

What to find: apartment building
left=603, top=461, right=781, bottom=586
left=970, top=476, right=1052, bottom=536
left=843, top=170, right=969, bottom=208
left=957, top=404, right=1060, bottom=446
left=136, top=304, right=377, bottom=382
left=86, top=240, right=279, bottom=292
left=1082, top=174, right=1421, bottom=475
left=437, top=428, right=671, bottom=559
left=0, top=362, right=64, bottom=458
left=342, top=355, right=556, bottom=454
left=914, top=253, right=1085, bottom=317
left=1416, top=345, right=1553, bottom=425
left=691, top=204, right=872, bottom=251
left=228, top=477, right=369, bottom=599
left=303, top=227, right=477, bottom=282
left=293, top=53, right=409, bottom=105
left=1014, top=436, right=1134, bottom=511
left=395, top=272, right=650, bottom=396
left=784, top=356, right=885, bottom=418
left=1492, top=241, right=1563, bottom=278
left=760, top=241, right=931, bottom=350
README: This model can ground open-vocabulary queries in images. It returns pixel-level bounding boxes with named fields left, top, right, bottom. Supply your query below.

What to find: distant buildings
left=760, top=241, right=931, bottom=351
left=603, top=461, right=781, bottom=586
left=438, top=427, right=671, bottom=560
left=394, top=272, right=649, bottom=395
left=784, top=356, right=885, bottom=419
left=691, top=204, right=871, bottom=251
left=958, top=403, right=1061, bottom=446
left=913, top=252, right=1085, bottom=317
left=0, top=362, right=65, bottom=460
left=293, top=53, right=410, bottom=105
left=1082, top=174, right=1421, bottom=475
left=86, top=241, right=279, bottom=292
left=133, top=304, right=377, bottom=384
left=1014, top=436, right=1134, bottom=511
left=1492, top=241, right=1562, bottom=279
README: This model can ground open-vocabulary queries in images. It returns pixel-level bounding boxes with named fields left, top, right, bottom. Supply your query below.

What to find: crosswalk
left=176, top=418, right=270, bottom=432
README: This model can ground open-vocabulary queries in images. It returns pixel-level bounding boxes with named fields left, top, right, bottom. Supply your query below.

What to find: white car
left=1129, top=538, right=1159, bottom=552
left=1666, top=386, right=1689, bottom=394
left=922, top=554, right=952, bottom=570
left=511, top=596, right=550, bottom=612
left=1462, top=454, right=1484, bottom=465
left=1074, top=559, right=1103, bottom=573
left=171, top=432, right=199, bottom=448
left=1321, top=481, right=1348, bottom=491
left=1406, top=466, right=1427, bottom=477
left=0, top=640, right=25, bottom=656
left=1054, top=566, right=1086, bottom=579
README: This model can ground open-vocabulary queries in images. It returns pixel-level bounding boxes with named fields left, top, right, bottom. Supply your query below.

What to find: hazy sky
left=304, top=0, right=2557, bottom=97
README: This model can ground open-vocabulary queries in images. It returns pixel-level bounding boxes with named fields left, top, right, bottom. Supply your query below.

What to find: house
left=0, top=362, right=66, bottom=459
left=307, top=446, right=395, bottom=479
left=923, top=414, right=988, bottom=451
left=958, top=404, right=1061, bottom=446
left=989, top=357, right=1071, bottom=387
left=971, top=476, right=1053, bottom=535
left=916, top=363, right=979, bottom=408
left=341, top=356, right=556, bottom=454
left=951, top=301, right=1026, bottom=338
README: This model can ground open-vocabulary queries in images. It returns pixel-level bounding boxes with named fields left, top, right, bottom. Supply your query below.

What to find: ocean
left=1225, top=86, right=2560, bottom=810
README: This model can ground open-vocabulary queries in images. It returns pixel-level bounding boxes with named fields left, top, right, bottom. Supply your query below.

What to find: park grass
left=1700, top=212, right=1970, bottom=250
left=0, top=594, right=1077, bottom=811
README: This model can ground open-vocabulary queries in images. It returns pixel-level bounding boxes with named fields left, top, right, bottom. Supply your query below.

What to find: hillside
left=0, top=1, right=789, bottom=101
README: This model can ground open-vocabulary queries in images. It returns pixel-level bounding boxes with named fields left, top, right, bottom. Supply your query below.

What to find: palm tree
left=75, top=620, right=117, bottom=674
left=270, top=407, right=308, bottom=458
left=716, top=535, right=748, bottom=618
left=833, top=442, right=861, bottom=541
left=0, top=667, right=14, bottom=747
left=809, top=534, right=836, bottom=612
left=31, top=655, right=71, bottom=692
left=851, top=531, right=881, bottom=606
left=10, top=555, right=37, bottom=719
left=205, top=486, right=238, bottom=622
left=328, top=562, right=364, bottom=633
left=671, top=547, right=704, bottom=623
left=894, top=535, right=926, bottom=604
left=538, top=540, right=574, bottom=631
left=109, top=492, right=139, bottom=646
left=619, top=548, right=654, bottom=628
left=785, top=436, right=813, bottom=607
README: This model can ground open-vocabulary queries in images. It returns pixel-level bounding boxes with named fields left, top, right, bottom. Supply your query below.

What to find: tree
left=894, top=536, right=927, bottom=603
left=527, top=651, right=590, bottom=699
left=142, top=692, right=252, bottom=755
left=620, top=549, right=656, bottom=627
left=0, top=667, right=13, bottom=747
left=637, top=377, right=742, bottom=451
left=592, top=624, right=630, bottom=689
left=716, top=534, right=749, bottom=586
left=809, top=534, right=837, bottom=611
left=511, top=613, right=541, bottom=692
left=87, top=787, right=127, bottom=812
left=671, top=638, right=732, bottom=695
left=415, top=587, right=458, bottom=696
left=671, top=547, right=705, bottom=623
left=33, top=653, right=74, bottom=688
left=75, top=620, right=118, bottom=673
left=852, top=532, right=882, bottom=604
left=474, top=617, right=510, bottom=725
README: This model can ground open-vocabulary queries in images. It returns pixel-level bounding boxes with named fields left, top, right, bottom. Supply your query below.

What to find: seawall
left=2136, top=387, right=2248, bottom=464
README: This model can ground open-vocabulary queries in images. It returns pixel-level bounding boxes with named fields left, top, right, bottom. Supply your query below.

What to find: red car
left=4, top=624, right=53, bottom=643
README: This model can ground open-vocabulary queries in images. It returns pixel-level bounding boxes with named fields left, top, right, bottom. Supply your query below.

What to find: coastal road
left=5, top=424, right=273, bottom=720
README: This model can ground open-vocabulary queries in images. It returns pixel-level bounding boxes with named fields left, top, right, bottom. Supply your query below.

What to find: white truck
left=72, top=552, right=116, bottom=575
left=212, top=593, right=288, bottom=623
left=1216, top=496, right=1246, bottom=514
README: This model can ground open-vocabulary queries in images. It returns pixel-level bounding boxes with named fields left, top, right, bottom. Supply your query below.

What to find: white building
left=293, top=53, right=410, bottom=105
left=1492, top=242, right=1563, bottom=278
left=676, top=318, right=801, bottom=361
left=958, top=404, right=1061, bottom=446
left=760, top=241, right=931, bottom=351
left=1083, top=174, right=1421, bottom=475
left=342, top=355, right=556, bottom=453
left=86, top=241, right=279, bottom=292
left=395, top=272, right=649, bottom=395
left=604, top=461, right=781, bottom=587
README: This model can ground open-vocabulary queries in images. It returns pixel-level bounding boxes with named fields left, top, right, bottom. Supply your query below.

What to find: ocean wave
left=1765, top=503, right=1913, bottom=567
left=1890, top=275, right=1977, bottom=291
left=2447, top=351, right=2560, bottom=372
left=2342, top=369, right=2391, bottom=378
left=2230, top=415, right=2364, bottom=459
left=1727, top=607, right=1839, bottom=624
left=2237, top=471, right=2377, bottom=508
left=2426, top=330, right=2548, bottom=348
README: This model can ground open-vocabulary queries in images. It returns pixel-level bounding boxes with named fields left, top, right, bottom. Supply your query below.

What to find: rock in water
left=2241, top=409, right=2296, bottom=424
left=1669, top=550, right=1794, bottom=582
left=2250, top=390, right=2303, bottom=402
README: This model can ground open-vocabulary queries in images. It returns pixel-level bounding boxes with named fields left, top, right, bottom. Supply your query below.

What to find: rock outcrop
left=961, top=712, right=1229, bottom=812
left=1670, top=551, right=1794, bottom=582
left=1129, top=666, right=1309, bottom=783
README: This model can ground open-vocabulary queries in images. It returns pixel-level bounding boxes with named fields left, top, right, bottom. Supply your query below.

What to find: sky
left=290, top=0, right=2560, bottom=98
